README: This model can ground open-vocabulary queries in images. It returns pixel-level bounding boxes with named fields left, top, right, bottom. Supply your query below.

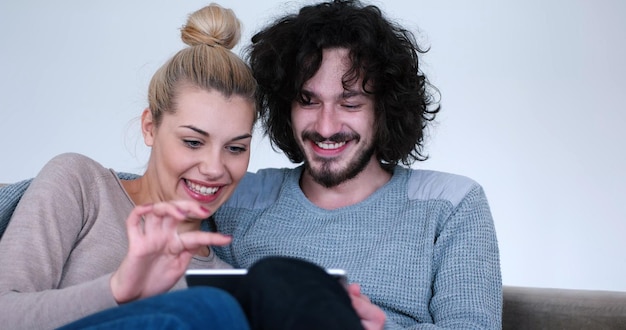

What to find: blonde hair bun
left=181, top=3, right=241, bottom=50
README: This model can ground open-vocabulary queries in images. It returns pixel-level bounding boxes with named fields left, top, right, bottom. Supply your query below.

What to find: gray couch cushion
left=503, top=285, right=626, bottom=329
left=0, top=179, right=31, bottom=239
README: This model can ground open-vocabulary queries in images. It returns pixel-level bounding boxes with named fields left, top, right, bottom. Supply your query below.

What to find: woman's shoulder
left=43, top=152, right=110, bottom=177
left=32, top=153, right=116, bottom=193
left=46, top=152, right=103, bottom=168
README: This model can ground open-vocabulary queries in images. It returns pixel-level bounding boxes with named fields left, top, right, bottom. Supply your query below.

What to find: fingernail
left=177, top=207, right=188, bottom=215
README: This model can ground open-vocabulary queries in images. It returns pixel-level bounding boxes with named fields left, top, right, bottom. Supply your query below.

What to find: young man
left=212, top=0, right=502, bottom=328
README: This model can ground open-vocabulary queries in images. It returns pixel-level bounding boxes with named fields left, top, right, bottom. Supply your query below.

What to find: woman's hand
left=347, top=283, right=386, bottom=330
left=110, top=200, right=232, bottom=304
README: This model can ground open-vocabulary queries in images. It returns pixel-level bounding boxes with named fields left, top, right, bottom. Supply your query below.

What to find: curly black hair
left=246, top=0, right=440, bottom=170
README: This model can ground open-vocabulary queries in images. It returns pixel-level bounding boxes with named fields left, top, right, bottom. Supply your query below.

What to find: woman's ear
left=141, top=108, right=156, bottom=147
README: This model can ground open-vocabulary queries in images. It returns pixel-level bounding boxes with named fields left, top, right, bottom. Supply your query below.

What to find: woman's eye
left=227, top=146, right=247, bottom=154
left=184, top=140, right=202, bottom=149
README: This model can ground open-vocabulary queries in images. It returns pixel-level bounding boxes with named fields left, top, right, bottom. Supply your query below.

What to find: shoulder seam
left=407, top=169, right=480, bottom=208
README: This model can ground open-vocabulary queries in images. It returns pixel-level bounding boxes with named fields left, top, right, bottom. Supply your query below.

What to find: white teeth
left=316, top=141, right=346, bottom=149
left=186, top=180, right=218, bottom=195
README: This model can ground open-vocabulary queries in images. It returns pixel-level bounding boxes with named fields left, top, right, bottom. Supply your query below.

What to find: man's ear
left=141, top=108, right=156, bottom=147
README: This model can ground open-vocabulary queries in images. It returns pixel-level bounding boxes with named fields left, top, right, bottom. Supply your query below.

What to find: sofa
left=2, top=182, right=626, bottom=329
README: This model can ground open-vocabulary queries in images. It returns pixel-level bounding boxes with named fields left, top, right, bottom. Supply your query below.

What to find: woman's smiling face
left=142, top=84, right=255, bottom=215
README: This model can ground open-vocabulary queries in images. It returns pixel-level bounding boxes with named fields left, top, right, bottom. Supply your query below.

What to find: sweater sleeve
left=428, top=185, right=502, bottom=329
left=383, top=185, right=502, bottom=330
left=0, top=275, right=117, bottom=329
left=0, top=154, right=119, bottom=329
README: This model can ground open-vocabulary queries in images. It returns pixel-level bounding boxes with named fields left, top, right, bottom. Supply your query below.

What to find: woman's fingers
left=153, top=200, right=212, bottom=220
left=125, top=200, right=229, bottom=258
left=125, top=203, right=154, bottom=236
left=127, top=200, right=212, bottom=235
left=177, top=231, right=232, bottom=252
left=113, top=200, right=225, bottom=304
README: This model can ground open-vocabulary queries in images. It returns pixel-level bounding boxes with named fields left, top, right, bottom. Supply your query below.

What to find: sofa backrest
left=503, top=285, right=626, bottom=329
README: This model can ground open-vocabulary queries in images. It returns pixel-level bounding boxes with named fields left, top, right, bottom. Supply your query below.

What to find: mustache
left=301, top=131, right=360, bottom=143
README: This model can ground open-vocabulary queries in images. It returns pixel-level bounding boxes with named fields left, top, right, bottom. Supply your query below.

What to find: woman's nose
left=198, top=151, right=225, bottom=178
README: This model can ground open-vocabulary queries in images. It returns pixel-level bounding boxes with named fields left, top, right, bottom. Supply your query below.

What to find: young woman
left=0, top=4, right=255, bottom=329
left=0, top=3, right=371, bottom=329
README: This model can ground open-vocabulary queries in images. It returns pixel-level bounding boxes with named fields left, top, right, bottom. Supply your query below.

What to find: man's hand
left=347, top=283, right=386, bottom=330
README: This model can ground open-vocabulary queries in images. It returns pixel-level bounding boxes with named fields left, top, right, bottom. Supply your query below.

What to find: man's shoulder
left=224, top=167, right=296, bottom=209
left=241, top=167, right=291, bottom=184
left=403, top=167, right=482, bottom=207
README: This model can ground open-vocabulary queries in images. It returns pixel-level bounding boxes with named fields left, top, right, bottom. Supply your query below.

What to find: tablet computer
left=185, top=268, right=348, bottom=295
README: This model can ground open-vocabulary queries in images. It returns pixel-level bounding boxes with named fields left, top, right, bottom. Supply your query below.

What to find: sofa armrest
left=503, top=285, right=626, bottom=329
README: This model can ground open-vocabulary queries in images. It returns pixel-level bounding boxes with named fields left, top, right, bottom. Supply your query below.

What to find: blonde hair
left=148, top=3, right=257, bottom=126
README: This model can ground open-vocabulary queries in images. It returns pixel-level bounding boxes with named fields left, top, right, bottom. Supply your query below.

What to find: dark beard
left=305, top=141, right=376, bottom=188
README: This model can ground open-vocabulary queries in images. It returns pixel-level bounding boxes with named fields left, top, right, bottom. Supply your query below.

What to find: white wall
left=1, top=0, right=625, bottom=292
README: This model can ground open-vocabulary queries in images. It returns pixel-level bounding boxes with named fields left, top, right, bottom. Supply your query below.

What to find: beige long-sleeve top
left=0, top=153, right=230, bottom=329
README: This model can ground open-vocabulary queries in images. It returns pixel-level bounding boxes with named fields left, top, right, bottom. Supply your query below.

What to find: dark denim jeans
left=58, top=286, right=249, bottom=330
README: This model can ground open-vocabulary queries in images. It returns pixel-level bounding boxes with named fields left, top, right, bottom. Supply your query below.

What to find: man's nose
left=314, top=105, right=342, bottom=138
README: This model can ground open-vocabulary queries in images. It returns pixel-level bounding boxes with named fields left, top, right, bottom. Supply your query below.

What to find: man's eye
left=184, top=140, right=202, bottom=149
left=296, top=93, right=318, bottom=107
left=299, top=99, right=318, bottom=106
left=343, top=104, right=361, bottom=110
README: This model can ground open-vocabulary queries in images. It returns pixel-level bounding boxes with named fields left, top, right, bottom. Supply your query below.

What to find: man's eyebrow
left=342, top=90, right=366, bottom=98
left=299, top=88, right=367, bottom=100
left=299, top=89, right=315, bottom=98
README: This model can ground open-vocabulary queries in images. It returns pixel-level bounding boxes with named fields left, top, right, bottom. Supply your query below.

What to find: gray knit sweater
left=213, top=166, right=502, bottom=329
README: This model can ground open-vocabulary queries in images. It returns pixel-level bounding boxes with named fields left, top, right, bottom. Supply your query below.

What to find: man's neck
left=299, top=161, right=392, bottom=210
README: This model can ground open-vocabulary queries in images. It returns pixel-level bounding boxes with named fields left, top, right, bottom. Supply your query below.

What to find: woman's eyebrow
left=181, top=125, right=208, bottom=136
left=182, top=125, right=252, bottom=142
left=230, top=133, right=252, bottom=142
